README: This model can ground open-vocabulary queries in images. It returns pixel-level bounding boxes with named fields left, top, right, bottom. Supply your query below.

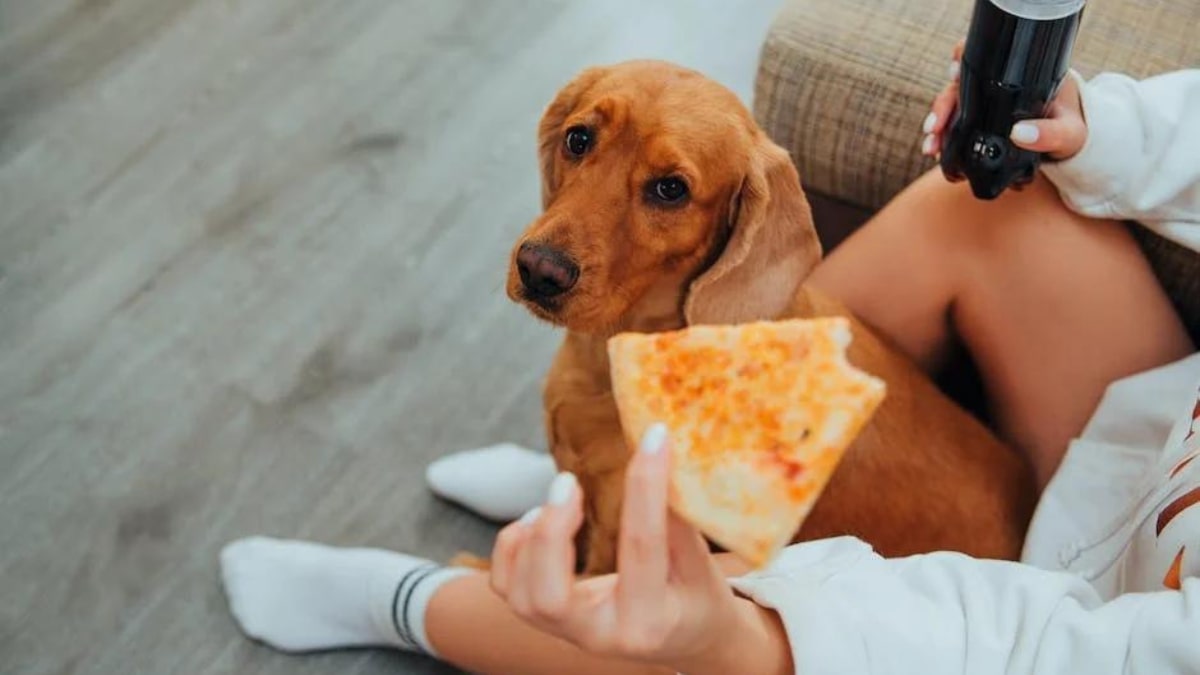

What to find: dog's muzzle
left=516, top=243, right=579, bottom=303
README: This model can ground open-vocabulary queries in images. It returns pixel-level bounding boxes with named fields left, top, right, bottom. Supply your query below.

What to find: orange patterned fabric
left=1154, top=387, right=1200, bottom=590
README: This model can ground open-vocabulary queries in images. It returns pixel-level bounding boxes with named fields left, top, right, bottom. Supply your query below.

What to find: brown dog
left=507, top=60, right=1036, bottom=574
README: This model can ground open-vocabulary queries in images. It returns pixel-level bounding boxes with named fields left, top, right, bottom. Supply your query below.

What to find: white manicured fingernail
left=922, top=134, right=936, bottom=156
left=518, top=506, right=542, bottom=525
left=948, top=61, right=961, bottom=80
left=640, top=423, right=668, bottom=455
left=1011, top=122, right=1039, bottom=144
left=547, top=472, right=576, bottom=506
left=922, top=112, right=937, bottom=134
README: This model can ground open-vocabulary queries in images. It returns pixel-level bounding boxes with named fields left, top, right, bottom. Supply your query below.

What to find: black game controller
left=940, top=0, right=1084, bottom=200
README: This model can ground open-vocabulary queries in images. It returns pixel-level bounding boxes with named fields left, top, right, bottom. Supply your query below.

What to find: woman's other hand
left=922, top=39, right=1087, bottom=162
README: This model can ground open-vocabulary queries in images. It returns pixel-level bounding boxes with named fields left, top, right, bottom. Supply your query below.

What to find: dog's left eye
left=648, top=177, right=689, bottom=205
left=564, top=126, right=593, bottom=157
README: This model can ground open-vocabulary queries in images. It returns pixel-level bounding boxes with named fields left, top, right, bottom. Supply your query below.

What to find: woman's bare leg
left=808, top=170, right=1194, bottom=487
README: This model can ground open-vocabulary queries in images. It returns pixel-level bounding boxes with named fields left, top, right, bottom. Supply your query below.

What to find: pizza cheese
left=608, top=318, right=886, bottom=567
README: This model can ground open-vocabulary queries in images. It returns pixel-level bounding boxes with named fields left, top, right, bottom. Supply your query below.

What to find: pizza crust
left=608, top=318, right=886, bottom=567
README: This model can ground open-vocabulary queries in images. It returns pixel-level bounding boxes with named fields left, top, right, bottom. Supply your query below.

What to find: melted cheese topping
left=608, top=318, right=886, bottom=566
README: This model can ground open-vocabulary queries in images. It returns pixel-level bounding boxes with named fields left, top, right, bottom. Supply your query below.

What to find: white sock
left=219, top=536, right=467, bottom=656
left=425, top=443, right=557, bottom=522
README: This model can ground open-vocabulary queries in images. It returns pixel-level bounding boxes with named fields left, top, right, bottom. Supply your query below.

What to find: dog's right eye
left=564, top=126, right=593, bottom=157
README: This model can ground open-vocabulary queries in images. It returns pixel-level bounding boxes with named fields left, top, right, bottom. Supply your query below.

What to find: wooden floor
left=0, top=1, right=782, bottom=673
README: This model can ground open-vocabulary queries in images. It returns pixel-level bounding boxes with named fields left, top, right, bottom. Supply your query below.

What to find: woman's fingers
left=923, top=82, right=958, bottom=157
left=1009, top=115, right=1086, bottom=160
left=931, top=82, right=957, bottom=131
left=666, top=512, right=721, bottom=587
left=490, top=508, right=538, bottom=598
left=615, top=424, right=672, bottom=618
left=510, top=472, right=584, bottom=621
left=923, top=42, right=965, bottom=156
left=1010, top=77, right=1088, bottom=160
left=923, top=83, right=958, bottom=156
left=527, top=473, right=585, bottom=618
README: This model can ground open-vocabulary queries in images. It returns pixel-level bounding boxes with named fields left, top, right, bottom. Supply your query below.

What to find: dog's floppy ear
left=538, top=67, right=607, bottom=210
left=684, top=137, right=821, bottom=325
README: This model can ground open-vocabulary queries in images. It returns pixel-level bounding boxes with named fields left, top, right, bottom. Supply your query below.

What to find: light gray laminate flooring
left=0, top=1, right=782, bottom=672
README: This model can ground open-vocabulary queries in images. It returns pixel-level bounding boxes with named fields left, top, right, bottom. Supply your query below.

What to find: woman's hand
left=922, top=40, right=1088, bottom=162
left=489, top=424, right=792, bottom=675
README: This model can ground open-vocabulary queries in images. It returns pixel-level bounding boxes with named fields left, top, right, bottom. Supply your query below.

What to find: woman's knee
left=902, top=169, right=1162, bottom=296
left=902, top=170, right=1090, bottom=256
left=808, top=167, right=1177, bottom=372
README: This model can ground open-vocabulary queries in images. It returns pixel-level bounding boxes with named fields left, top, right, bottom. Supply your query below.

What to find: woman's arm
left=732, top=538, right=1200, bottom=674
left=489, top=420, right=1200, bottom=674
left=682, top=598, right=793, bottom=675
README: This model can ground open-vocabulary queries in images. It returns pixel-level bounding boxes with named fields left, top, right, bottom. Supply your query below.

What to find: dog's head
left=507, top=60, right=820, bottom=335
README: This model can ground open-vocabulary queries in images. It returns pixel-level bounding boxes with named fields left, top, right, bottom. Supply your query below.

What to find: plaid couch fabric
left=755, top=0, right=1199, bottom=342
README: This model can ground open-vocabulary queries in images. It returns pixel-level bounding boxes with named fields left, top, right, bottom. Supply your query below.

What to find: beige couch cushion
left=756, top=0, right=1199, bottom=208
left=755, top=0, right=1200, bottom=342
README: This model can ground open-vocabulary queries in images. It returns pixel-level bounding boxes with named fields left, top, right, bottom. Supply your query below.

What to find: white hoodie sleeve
left=1041, top=69, right=1200, bottom=252
left=730, top=537, right=1200, bottom=675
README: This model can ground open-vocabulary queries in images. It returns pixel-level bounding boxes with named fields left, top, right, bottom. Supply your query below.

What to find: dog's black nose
left=517, top=243, right=579, bottom=299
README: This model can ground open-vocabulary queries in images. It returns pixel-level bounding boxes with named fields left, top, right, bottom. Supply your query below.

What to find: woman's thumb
left=1009, top=113, right=1087, bottom=160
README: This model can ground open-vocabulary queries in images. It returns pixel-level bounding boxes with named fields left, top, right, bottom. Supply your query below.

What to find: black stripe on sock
left=390, top=568, right=418, bottom=648
left=391, top=564, right=435, bottom=649
left=400, top=565, right=441, bottom=653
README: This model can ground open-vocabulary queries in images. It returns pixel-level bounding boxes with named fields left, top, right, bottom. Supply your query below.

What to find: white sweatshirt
left=732, top=69, right=1200, bottom=674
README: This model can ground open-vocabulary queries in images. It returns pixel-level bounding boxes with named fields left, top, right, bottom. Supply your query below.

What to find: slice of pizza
left=608, top=317, right=886, bottom=567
